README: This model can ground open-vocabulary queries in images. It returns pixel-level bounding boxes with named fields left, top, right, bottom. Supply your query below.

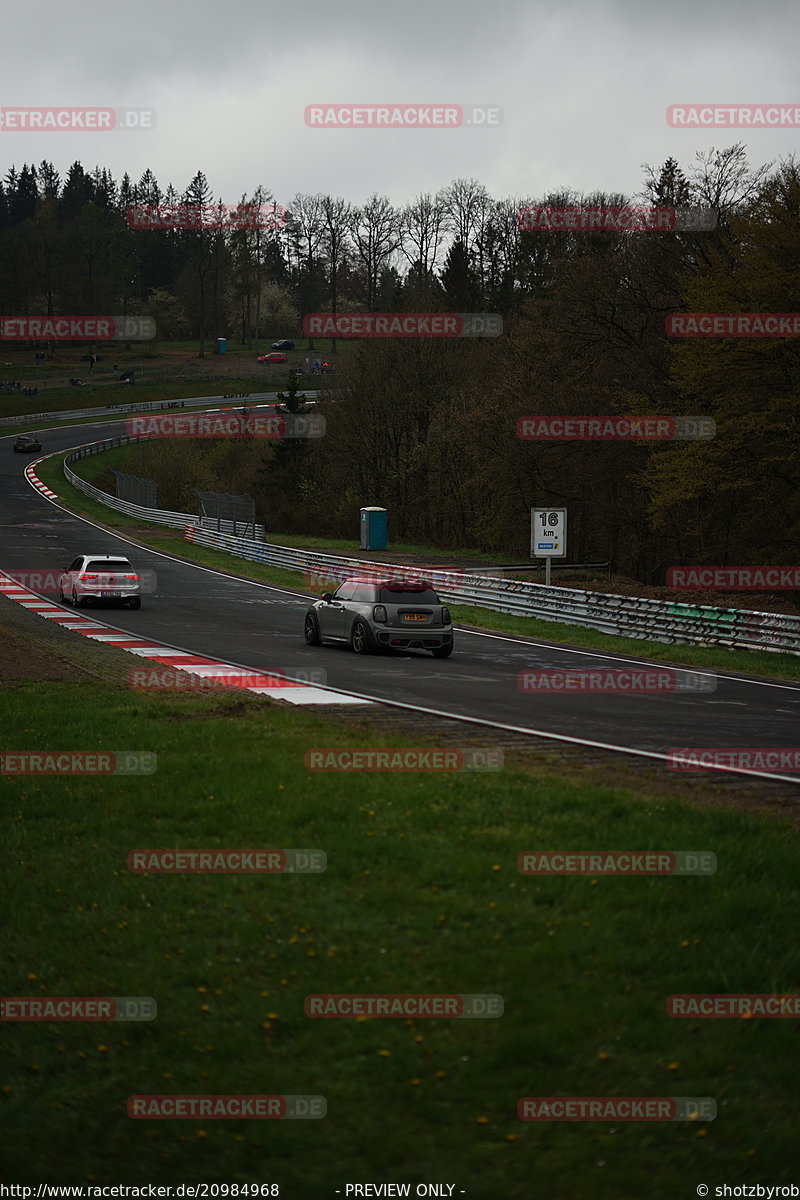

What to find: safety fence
left=62, top=435, right=266, bottom=537
left=183, top=526, right=800, bottom=655
left=52, top=431, right=800, bottom=655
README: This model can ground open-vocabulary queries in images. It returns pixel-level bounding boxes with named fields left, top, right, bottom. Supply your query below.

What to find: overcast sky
left=2, top=0, right=798, bottom=208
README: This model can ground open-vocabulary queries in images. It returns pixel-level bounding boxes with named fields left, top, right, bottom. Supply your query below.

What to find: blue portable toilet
left=216, top=337, right=227, bottom=354
left=360, top=506, right=387, bottom=551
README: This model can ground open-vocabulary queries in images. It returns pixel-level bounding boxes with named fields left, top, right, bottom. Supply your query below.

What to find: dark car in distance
left=13, top=435, right=42, bottom=452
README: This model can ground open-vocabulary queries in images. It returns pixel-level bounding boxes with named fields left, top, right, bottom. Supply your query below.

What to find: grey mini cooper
left=304, top=577, right=454, bottom=657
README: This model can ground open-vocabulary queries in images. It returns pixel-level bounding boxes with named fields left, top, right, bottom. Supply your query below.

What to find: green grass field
left=0, top=340, right=336, bottom=421
left=2, top=673, right=799, bottom=1194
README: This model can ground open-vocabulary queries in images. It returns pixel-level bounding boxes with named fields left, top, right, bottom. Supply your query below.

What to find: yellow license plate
left=402, top=613, right=427, bottom=622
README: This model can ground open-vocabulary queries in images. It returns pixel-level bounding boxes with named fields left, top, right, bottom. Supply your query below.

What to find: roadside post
left=531, top=508, right=567, bottom=586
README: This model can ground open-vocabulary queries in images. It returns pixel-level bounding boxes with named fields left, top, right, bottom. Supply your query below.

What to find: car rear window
left=86, top=560, right=133, bottom=571
left=379, top=588, right=440, bottom=605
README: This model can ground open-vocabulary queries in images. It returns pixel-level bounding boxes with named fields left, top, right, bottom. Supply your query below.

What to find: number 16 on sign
left=531, top=508, right=567, bottom=585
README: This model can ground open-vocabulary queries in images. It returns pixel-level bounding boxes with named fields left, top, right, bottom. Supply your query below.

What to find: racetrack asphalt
left=3, top=414, right=800, bottom=787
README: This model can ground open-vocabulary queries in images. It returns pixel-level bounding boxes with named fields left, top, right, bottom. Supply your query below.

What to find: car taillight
left=441, top=607, right=451, bottom=623
left=373, top=605, right=387, bottom=623
left=125, top=575, right=138, bottom=580
left=79, top=574, right=98, bottom=581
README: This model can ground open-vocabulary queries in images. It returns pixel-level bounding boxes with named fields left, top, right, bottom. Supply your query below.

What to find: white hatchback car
left=59, top=553, right=142, bottom=608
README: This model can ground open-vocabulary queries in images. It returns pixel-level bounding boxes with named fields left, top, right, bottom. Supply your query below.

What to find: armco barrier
left=1, top=399, right=191, bottom=427
left=46, top=432, right=800, bottom=655
left=0, top=390, right=308, bottom=428
left=183, top=526, right=800, bottom=655
left=62, top=436, right=265, bottom=537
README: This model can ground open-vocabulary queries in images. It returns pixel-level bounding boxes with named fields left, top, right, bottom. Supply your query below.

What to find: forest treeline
left=4, top=146, right=799, bottom=578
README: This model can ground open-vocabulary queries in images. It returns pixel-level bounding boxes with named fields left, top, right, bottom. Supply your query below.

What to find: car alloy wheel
left=351, top=619, right=374, bottom=655
left=304, top=613, right=321, bottom=645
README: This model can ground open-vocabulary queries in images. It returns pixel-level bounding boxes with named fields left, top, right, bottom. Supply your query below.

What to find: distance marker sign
left=531, top=509, right=567, bottom=558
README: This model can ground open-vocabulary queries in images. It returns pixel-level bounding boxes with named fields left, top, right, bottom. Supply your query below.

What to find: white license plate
left=101, top=591, right=122, bottom=597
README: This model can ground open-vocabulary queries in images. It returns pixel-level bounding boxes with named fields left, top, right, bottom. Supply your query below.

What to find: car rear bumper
left=375, top=630, right=453, bottom=649
left=77, top=587, right=140, bottom=599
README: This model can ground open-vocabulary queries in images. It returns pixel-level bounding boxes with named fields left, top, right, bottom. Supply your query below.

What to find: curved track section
left=3, top=412, right=800, bottom=786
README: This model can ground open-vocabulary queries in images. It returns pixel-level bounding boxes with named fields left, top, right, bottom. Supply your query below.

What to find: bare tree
left=288, top=192, right=325, bottom=346
left=349, top=194, right=400, bottom=311
left=689, top=143, right=773, bottom=215
left=399, top=191, right=447, bottom=285
left=440, top=177, right=491, bottom=250
left=479, top=196, right=526, bottom=307
left=320, top=195, right=353, bottom=353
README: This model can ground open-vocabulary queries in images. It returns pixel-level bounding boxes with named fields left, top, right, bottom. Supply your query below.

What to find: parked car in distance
left=59, top=553, right=142, bottom=608
left=272, top=340, right=295, bottom=351
left=257, top=352, right=288, bottom=364
left=304, top=577, right=454, bottom=657
left=13, top=434, right=42, bottom=452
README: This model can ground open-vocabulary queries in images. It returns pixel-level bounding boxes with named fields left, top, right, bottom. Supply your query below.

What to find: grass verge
left=1, top=668, right=799, bottom=1193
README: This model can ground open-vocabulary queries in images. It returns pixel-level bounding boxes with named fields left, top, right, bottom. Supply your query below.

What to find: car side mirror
left=321, top=592, right=333, bottom=604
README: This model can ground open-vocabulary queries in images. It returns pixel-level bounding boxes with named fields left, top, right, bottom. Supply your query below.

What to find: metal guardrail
left=478, top=561, right=612, bottom=581
left=0, top=390, right=298, bottom=428
left=63, top=435, right=266, bottom=537
left=53, top=430, right=800, bottom=656
left=64, top=437, right=195, bottom=529
left=183, top=525, right=800, bottom=655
